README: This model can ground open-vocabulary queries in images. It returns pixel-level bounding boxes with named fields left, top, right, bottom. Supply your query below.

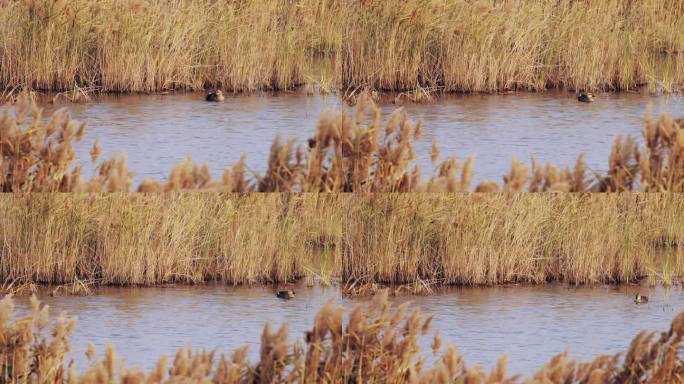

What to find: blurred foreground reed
left=1, top=292, right=683, bottom=383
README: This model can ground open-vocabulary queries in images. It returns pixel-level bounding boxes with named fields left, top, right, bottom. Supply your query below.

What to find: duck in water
left=206, top=90, right=225, bottom=102
left=577, top=92, right=595, bottom=103
left=276, top=290, right=295, bottom=299
left=634, top=293, right=649, bottom=304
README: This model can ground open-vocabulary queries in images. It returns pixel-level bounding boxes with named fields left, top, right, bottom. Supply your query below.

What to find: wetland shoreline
left=1, top=1, right=683, bottom=94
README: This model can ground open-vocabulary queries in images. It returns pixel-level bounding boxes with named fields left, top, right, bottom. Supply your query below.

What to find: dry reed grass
left=2, top=292, right=683, bottom=383
left=1, top=193, right=684, bottom=288
left=0, top=1, right=682, bottom=95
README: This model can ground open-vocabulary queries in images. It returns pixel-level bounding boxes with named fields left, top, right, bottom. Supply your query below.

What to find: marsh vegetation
left=2, top=1, right=683, bottom=381
left=1, top=193, right=683, bottom=289
left=0, top=0, right=682, bottom=95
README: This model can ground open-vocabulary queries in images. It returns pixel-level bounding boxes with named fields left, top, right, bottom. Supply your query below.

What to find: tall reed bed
left=2, top=292, right=683, bottom=383
left=1, top=194, right=683, bottom=288
left=0, top=0, right=682, bottom=94
left=3, top=94, right=684, bottom=193
left=0, top=194, right=331, bottom=286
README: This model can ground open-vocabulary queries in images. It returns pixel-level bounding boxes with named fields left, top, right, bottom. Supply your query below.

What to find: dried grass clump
left=303, top=96, right=427, bottom=192
left=2, top=293, right=683, bottom=383
left=0, top=0, right=307, bottom=94
left=338, top=194, right=683, bottom=286
left=0, top=96, right=87, bottom=192
left=638, top=116, right=684, bottom=192
left=0, top=194, right=328, bottom=286
left=0, top=294, right=76, bottom=384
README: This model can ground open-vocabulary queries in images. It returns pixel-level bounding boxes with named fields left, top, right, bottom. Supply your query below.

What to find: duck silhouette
left=206, top=90, right=225, bottom=102
left=577, top=92, right=595, bottom=103
left=276, top=290, right=295, bottom=299
left=634, top=293, right=649, bottom=304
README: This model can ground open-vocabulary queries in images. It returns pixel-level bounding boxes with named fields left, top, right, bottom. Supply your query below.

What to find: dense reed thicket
left=3, top=94, right=684, bottom=193
left=0, top=0, right=682, bottom=94
left=2, top=292, right=683, bottom=383
left=1, top=193, right=683, bottom=288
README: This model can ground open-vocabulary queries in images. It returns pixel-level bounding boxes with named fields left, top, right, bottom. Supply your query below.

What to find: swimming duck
left=206, top=90, right=225, bottom=102
left=634, top=293, right=649, bottom=304
left=276, top=290, right=295, bottom=299
left=577, top=92, right=595, bottom=103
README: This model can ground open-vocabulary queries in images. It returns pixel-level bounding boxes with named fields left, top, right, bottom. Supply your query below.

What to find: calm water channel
left=29, top=91, right=684, bottom=184
left=9, top=284, right=683, bottom=375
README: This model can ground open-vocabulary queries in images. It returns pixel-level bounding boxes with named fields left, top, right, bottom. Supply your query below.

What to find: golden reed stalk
left=0, top=0, right=682, bottom=94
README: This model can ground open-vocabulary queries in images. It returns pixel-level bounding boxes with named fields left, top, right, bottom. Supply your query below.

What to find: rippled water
left=33, top=91, right=684, bottom=184
left=10, top=284, right=683, bottom=375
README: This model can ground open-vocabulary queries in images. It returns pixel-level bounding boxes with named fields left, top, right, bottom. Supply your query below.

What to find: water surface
left=32, top=91, right=684, bottom=184
left=10, top=284, right=683, bottom=375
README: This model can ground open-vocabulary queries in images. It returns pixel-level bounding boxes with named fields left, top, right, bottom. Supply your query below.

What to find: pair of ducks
left=280, top=291, right=647, bottom=303
left=211, top=89, right=596, bottom=103
left=278, top=289, right=646, bottom=303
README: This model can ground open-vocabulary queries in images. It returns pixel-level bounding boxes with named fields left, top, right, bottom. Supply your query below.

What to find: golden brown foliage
left=0, top=99, right=86, bottom=192
left=0, top=0, right=682, bottom=94
left=1, top=194, right=684, bottom=287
